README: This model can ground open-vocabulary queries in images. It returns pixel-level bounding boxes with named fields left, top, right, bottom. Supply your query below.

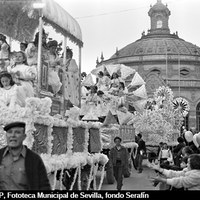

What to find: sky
left=13, top=0, right=200, bottom=74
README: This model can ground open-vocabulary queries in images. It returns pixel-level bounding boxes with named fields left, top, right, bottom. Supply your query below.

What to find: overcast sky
left=45, top=0, right=200, bottom=73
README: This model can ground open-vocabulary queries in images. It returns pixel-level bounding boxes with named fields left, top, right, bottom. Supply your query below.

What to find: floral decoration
left=173, top=97, right=190, bottom=117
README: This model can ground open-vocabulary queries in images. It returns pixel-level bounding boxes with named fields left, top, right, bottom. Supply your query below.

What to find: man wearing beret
left=0, top=122, right=51, bottom=190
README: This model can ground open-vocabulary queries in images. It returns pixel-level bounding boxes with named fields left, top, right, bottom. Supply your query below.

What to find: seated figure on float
left=7, top=51, right=37, bottom=107
left=80, top=85, right=99, bottom=119
left=117, top=82, right=128, bottom=110
left=109, top=72, right=123, bottom=96
left=0, top=71, right=18, bottom=108
left=96, top=71, right=110, bottom=92
left=25, top=29, right=48, bottom=67
left=96, top=90, right=111, bottom=118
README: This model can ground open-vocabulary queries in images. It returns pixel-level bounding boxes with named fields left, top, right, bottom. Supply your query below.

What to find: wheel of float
left=106, top=163, right=115, bottom=184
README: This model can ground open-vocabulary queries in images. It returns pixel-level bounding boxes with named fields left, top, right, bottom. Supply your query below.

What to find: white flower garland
left=78, top=165, right=81, bottom=190
left=67, top=126, right=74, bottom=154
left=59, top=168, right=64, bottom=190
left=69, top=167, right=79, bottom=190
left=93, top=163, right=99, bottom=190
left=97, top=164, right=106, bottom=190
left=52, top=170, right=58, bottom=191
left=87, top=163, right=94, bottom=190
left=84, top=127, right=90, bottom=153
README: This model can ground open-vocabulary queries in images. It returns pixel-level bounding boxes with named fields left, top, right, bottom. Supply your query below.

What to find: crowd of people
left=0, top=31, right=80, bottom=109
left=146, top=132, right=200, bottom=190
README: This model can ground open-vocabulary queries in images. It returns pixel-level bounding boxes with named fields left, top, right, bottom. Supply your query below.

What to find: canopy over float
left=0, top=0, right=83, bottom=47
left=0, top=0, right=83, bottom=108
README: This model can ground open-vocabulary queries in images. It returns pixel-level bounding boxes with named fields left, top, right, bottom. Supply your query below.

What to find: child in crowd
left=7, top=51, right=37, bottom=106
left=0, top=71, right=18, bottom=108
left=158, top=143, right=174, bottom=166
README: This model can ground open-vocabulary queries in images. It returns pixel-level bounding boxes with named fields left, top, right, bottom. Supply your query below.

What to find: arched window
left=196, top=102, right=200, bottom=132
left=150, top=69, right=161, bottom=75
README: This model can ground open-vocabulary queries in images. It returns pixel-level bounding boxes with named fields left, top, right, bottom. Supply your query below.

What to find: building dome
left=111, top=34, right=200, bottom=59
left=97, top=0, right=200, bottom=131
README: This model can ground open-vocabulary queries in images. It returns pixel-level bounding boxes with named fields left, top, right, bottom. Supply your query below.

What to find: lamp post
left=165, top=47, right=170, bottom=85
left=178, top=51, right=181, bottom=135
left=178, top=52, right=181, bottom=98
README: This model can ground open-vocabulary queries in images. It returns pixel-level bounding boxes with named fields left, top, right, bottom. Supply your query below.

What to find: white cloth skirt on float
left=48, top=69, right=62, bottom=94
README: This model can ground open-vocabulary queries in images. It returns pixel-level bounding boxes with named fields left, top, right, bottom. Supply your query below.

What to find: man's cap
left=4, top=122, right=26, bottom=132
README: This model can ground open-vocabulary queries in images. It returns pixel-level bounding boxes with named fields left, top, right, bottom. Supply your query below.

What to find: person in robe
left=62, top=47, right=80, bottom=106
left=46, top=40, right=62, bottom=94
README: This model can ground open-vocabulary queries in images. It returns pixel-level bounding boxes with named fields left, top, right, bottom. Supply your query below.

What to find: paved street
left=101, top=161, right=158, bottom=190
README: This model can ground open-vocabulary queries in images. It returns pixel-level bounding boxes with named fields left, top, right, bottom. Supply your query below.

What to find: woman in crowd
left=149, top=154, right=200, bottom=190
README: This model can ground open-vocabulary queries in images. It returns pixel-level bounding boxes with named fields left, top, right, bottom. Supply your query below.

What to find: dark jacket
left=137, top=139, right=146, bottom=155
left=0, top=146, right=51, bottom=190
left=109, top=145, right=129, bottom=167
left=173, top=143, right=185, bottom=154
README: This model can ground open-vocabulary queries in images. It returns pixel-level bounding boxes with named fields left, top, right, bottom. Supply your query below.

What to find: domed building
left=97, top=0, right=200, bottom=131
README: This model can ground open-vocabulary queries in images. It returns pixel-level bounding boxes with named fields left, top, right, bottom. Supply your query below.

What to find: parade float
left=127, top=86, right=190, bottom=146
left=0, top=0, right=192, bottom=190
left=0, top=0, right=108, bottom=190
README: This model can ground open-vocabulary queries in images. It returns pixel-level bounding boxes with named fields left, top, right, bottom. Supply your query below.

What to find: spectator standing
left=173, top=137, right=185, bottom=167
left=109, top=137, right=129, bottom=190
left=0, top=122, right=51, bottom=190
left=135, top=133, right=146, bottom=173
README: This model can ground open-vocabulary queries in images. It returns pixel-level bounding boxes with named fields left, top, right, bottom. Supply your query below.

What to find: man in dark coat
left=172, top=137, right=185, bottom=167
left=135, top=133, right=146, bottom=173
left=0, top=122, right=51, bottom=190
left=109, top=136, right=129, bottom=190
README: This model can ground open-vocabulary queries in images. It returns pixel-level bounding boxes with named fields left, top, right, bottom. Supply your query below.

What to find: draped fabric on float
left=32, top=124, right=48, bottom=154
left=52, top=126, right=68, bottom=155
left=72, top=127, right=85, bottom=152
left=89, top=128, right=101, bottom=153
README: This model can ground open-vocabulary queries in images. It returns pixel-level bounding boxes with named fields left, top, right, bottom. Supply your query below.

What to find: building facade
left=97, top=0, right=200, bottom=131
